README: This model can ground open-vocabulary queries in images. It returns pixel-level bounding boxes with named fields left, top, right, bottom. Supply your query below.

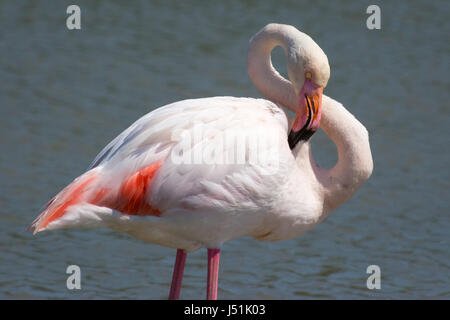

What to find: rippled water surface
left=0, top=0, right=449, bottom=299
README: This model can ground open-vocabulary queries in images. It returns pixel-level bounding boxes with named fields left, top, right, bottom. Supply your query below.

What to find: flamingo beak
left=288, top=79, right=323, bottom=149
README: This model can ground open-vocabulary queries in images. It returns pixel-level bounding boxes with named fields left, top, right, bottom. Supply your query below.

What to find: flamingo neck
left=314, top=95, right=373, bottom=213
left=247, top=26, right=297, bottom=112
left=247, top=25, right=372, bottom=215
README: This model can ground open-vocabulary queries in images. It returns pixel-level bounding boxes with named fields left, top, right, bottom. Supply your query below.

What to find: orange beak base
left=288, top=79, right=323, bottom=149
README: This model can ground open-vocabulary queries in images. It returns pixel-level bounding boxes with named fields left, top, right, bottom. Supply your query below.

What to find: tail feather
left=30, top=170, right=99, bottom=233
left=30, top=161, right=163, bottom=234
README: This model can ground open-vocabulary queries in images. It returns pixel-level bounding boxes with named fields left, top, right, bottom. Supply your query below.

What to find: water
left=0, top=0, right=449, bottom=299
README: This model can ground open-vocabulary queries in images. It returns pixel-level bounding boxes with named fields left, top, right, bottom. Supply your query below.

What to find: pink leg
left=206, top=248, right=221, bottom=300
left=169, top=249, right=186, bottom=300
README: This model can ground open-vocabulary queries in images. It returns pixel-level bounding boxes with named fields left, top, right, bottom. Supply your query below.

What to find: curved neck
left=247, top=26, right=297, bottom=111
left=314, top=95, right=373, bottom=213
left=248, top=26, right=372, bottom=215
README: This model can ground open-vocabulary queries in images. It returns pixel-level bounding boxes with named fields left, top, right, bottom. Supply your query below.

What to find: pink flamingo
left=30, top=24, right=373, bottom=299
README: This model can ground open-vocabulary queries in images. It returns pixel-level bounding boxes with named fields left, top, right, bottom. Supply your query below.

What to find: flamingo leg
left=169, top=249, right=187, bottom=300
left=206, top=248, right=221, bottom=300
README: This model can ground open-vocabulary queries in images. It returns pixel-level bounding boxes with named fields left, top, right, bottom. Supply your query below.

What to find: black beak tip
left=288, top=92, right=317, bottom=150
left=288, top=128, right=316, bottom=150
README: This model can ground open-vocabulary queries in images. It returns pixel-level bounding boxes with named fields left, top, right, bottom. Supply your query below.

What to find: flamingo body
left=32, top=97, right=322, bottom=252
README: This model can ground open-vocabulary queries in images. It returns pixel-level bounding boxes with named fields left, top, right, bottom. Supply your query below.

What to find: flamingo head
left=247, top=23, right=330, bottom=149
left=285, top=30, right=330, bottom=149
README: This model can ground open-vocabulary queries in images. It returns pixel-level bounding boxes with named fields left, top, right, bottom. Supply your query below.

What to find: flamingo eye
left=305, top=72, right=312, bottom=79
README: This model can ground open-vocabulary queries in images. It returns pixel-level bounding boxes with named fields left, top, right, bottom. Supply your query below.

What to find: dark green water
left=0, top=0, right=449, bottom=299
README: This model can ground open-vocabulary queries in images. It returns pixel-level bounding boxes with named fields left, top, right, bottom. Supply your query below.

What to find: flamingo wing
left=31, top=97, right=290, bottom=240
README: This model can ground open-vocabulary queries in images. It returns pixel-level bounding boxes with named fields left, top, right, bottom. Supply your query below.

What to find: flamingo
left=30, top=23, right=373, bottom=300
